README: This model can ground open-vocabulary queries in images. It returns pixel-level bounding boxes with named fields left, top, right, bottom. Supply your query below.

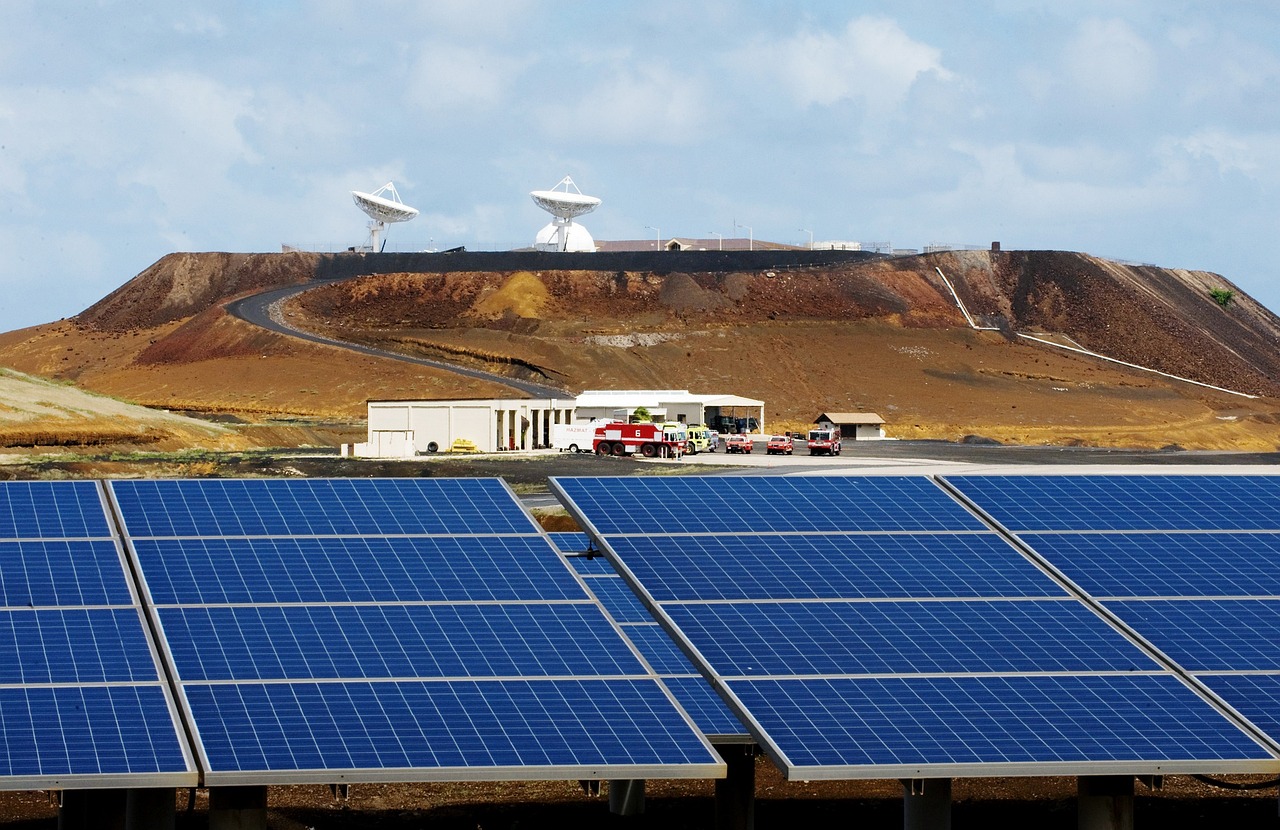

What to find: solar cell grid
left=946, top=474, right=1280, bottom=532
left=111, top=478, right=538, bottom=538
left=582, top=576, right=654, bottom=623
left=1197, top=675, right=1280, bottom=745
left=1102, top=599, right=1280, bottom=672
left=0, top=608, right=158, bottom=684
left=0, top=540, right=135, bottom=607
left=187, top=679, right=721, bottom=778
left=604, top=533, right=1065, bottom=602
left=158, top=603, right=646, bottom=682
left=729, top=674, right=1274, bottom=772
left=0, top=481, right=110, bottom=540
left=133, top=536, right=588, bottom=605
left=617, top=623, right=702, bottom=676
left=1019, top=532, right=1280, bottom=598
left=554, top=475, right=986, bottom=535
left=662, top=600, right=1161, bottom=677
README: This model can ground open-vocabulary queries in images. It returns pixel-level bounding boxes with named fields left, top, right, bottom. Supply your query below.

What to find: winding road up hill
left=1, top=248, right=1279, bottom=451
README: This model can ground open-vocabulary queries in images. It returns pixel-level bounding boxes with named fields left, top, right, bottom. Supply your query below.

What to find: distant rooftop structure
left=596, top=237, right=804, bottom=253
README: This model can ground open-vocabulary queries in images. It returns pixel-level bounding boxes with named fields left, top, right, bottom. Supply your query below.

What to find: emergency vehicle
left=806, top=427, right=842, bottom=456
left=593, top=422, right=686, bottom=458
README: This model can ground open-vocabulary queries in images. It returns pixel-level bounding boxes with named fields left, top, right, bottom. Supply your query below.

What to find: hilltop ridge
left=1, top=248, right=1278, bottom=451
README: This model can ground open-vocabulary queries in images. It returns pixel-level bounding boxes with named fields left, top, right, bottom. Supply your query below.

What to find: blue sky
left=2, top=1, right=1278, bottom=333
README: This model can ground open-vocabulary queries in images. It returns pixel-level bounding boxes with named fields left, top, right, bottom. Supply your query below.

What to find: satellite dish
left=530, top=176, right=600, bottom=252
left=351, top=182, right=419, bottom=252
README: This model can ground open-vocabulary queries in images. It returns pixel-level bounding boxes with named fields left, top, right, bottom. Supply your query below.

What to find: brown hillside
left=1, top=249, right=1278, bottom=451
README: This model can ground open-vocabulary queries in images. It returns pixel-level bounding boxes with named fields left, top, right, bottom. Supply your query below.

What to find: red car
left=725, top=434, right=753, bottom=454
left=765, top=435, right=793, bottom=455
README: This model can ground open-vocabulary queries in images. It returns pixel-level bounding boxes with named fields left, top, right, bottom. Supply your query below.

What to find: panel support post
left=125, top=788, right=176, bottom=830
left=715, top=743, right=756, bottom=830
left=901, top=778, right=951, bottom=830
left=1078, top=775, right=1134, bottom=830
left=208, top=785, right=268, bottom=830
left=608, top=779, right=645, bottom=816
left=59, top=789, right=126, bottom=830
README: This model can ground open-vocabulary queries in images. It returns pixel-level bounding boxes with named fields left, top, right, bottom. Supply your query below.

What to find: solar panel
left=944, top=472, right=1280, bottom=759
left=112, top=478, right=722, bottom=784
left=111, top=477, right=540, bottom=537
left=552, top=474, right=1280, bottom=778
left=0, top=481, right=195, bottom=789
left=554, top=475, right=987, bottom=535
left=945, top=474, right=1280, bottom=532
left=0, top=480, right=111, bottom=540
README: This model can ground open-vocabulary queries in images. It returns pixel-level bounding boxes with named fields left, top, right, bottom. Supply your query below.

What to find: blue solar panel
left=0, top=686, right=193, bottom=778
left=111, top=478, right=538, bottom=537
left=0, top=480, right=110, bottom=540
left=1197, top=675, right=1280, bottom=743
left=158, top=604, right=646, bottom=681
left=660, top=676, right=747, bottom=738
left=1102, top=600, right=1280, bottom=672
left=663, top=600, right=1161, bottom=677
left=581, top=575, right=654, bottom=623
left=0, top=609, right=158, bottom=684
left=947, top=474, right=1280, bottom=532
left=605, top=533, right=1066, bottom=602
left=1020, top=532, right=1280, bottom=598
left=619, top=623, right=702, bottom=676
left=548, top=531, right=592, bottom=552
left=554, top=475, right=986, bottom=535
left=0, top=540, right=135, bottom=606
left=728, top=675, right=1273, bottom=772
left=133, top=536, right=587, bottom=605
left=185, top=679, right=720, bottom=775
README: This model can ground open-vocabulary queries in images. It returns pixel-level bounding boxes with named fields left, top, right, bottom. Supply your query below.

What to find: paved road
left=226, top=281, right=570, bottom=399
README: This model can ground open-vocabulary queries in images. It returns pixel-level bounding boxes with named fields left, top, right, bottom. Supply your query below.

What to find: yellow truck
left=683, top=424, right=712, bottom=454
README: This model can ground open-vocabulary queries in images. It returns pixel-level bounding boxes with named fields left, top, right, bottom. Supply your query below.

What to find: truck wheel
left=640, top=443, right=657, bottom=458
left=568, top=443, right=579, bottom=453
left=612, top=442, right=626, bottom=456
left=596, top=444, right=610, bottom=456
left=426, top=441, right=439, bottom=453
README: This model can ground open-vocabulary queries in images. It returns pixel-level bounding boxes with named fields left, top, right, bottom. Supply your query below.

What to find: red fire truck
left=593, top=422, right=686, bottom=458
left=806, top=427, right=842, bottom=456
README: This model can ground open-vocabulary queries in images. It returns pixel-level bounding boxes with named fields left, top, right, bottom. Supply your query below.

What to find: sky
left=2, top=1, right=1279, bottom=333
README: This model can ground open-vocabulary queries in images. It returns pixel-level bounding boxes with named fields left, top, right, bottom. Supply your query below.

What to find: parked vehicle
left=725, top=434, right=753, bottom=454
left=593, top=422, right=686, bottom=458
left=684, top=424, right=711, bottom=454
left=766, top=435, right=793, bottom=455
left=552, top=420, right=615, bottom=453
left=806, top=427, right=842, bottom=456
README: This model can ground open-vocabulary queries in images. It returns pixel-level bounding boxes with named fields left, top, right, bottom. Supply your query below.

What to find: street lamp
left=735, top=222, right=753, bottom=251
left=708, top=231, right=723, bottom=251
left=645, top=225, right=661, bottom=249
left=799, top=228, right=813, bottom=249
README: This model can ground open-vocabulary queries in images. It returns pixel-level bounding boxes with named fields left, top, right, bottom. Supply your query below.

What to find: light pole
left=735, top=222, right=753, bottom=250
left=645, top=225, right=661, bottom=249
left=708, top=231, right=723, bottom=251
left=799, top=228, right=813, bottom=249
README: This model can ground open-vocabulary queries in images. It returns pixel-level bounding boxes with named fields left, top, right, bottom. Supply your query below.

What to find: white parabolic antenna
left=531, top=176, right=600, bottom=252
left=352, top=182, right=419, bottom=252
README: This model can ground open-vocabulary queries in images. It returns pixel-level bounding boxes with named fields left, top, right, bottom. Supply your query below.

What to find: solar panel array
left=552, top=475, right=1279, bottom=779
left=548, top=533, right=748, bottom=740
left=103, top=478, right=722, bottom=786
left=0, top=482, right=195, bottom=789
left=946, top=473, right=1280, bottom=755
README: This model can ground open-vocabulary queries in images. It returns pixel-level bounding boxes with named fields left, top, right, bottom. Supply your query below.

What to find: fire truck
left=806, top=427, right=842, bottom=456
left=593, top=422, right=686, bottom=458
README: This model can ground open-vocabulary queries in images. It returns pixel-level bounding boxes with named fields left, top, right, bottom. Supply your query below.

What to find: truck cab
left=807, top=427, right=842, bottom=456
left=684, top=424, right=711, bottom=454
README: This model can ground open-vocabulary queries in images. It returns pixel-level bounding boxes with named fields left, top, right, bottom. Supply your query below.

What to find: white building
left=814, top=412, right=887, bottom=440
left=573, top=390, right=765, bottom=435
left=352, top=398, right=576, bottom=456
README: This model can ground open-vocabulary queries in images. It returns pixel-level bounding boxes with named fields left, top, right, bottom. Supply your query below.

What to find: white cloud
left=536, top=63, right=712, bottom=145
left=406, top=45, right=530, bottom=113
left=1061, top=19, right=1156, bottom=104
left=738, top=16, right=952, bottom=113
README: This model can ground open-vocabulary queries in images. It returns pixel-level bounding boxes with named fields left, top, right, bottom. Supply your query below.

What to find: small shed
left=814, top=412, right=887, bottom=441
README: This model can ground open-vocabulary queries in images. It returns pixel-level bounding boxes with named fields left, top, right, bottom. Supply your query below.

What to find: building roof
left=815, top=412, right=885, bottom=425
left=575, top=390, right=764, bottom=408
left=594, top=238, right=805, bottom=253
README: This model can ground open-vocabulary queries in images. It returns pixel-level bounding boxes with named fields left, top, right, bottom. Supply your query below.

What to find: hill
left=1, top=248, right=1278, bottom=452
